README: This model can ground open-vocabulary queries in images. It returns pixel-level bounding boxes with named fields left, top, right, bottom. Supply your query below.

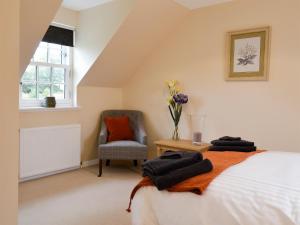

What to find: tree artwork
left=237, top=43, right=258, bottom=66
left=227, top=27, right=270, bottom=80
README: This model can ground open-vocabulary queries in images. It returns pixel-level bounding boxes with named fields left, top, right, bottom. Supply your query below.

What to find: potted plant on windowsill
left=41, top=97, right=56, bottom=108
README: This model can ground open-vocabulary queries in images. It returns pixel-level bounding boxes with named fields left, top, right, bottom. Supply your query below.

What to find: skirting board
left=19, top=160, right=99, bottom=182
left=81, top=159, right=99, bottom=168
left=19, top=165, right=80, bottom=182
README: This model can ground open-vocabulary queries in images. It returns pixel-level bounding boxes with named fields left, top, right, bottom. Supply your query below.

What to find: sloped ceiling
left=20, top=0, right=62, bottom=76
left=173, top=0, right=233, bottom=9
left=62, top=0, right=113, bottom=11
left=79, top=0, right=189, bottom=87
left=74, top=0, right=135, bottom=86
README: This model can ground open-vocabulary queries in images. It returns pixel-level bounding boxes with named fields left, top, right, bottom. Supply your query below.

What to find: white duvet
left=131, top=151, right=300, bottom=225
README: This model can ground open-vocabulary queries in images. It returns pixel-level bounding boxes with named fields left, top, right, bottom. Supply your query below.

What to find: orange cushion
left=104, top=116, right=134, bottom=142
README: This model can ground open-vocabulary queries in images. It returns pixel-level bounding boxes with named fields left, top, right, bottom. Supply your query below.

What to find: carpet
left=19, top=166, right=141, bottom=225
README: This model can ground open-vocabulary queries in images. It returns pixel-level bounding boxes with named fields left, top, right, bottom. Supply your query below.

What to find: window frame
left=20, top=42, right=74, bottom=108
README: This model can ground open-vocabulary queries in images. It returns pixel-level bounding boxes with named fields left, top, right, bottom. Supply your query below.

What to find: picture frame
left=226, top=27, right=271, bottom=81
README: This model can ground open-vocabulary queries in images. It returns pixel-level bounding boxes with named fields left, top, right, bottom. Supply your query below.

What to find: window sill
left=19, top=106, right=81, bottom=112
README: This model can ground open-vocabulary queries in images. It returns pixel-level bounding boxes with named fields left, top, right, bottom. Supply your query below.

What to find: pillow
left=104, top=116, right=134, bottom=142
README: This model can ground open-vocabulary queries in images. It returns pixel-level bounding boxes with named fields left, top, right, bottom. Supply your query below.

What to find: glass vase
left=172, top=125, right=180, bottom=140
left=190, top=114, right=206, bottom=145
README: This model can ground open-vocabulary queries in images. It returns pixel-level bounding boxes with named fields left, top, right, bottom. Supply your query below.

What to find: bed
left=131, top=151, right=300, bottom=225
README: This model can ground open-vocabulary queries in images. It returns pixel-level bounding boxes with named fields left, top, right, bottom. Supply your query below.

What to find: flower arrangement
left=166, top=80, right=188, bottom=140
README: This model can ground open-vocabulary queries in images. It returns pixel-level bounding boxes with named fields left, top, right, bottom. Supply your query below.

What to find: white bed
left=131, top=151, right=300, bottom=225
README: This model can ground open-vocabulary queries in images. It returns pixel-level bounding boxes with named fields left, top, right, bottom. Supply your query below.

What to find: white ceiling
left=62, top=0, right=113, bottom=11
left=63, top=0, right=233, bottom=11
left=173, top=0, right=233, bottom=9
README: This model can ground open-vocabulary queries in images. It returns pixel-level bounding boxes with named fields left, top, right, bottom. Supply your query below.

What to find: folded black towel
left=160, top=151, right=184, bottom=159
left=143, top=151, right=203, bottom=176
left=211, top=140, right=254, bottom=147
left=149, top=159, right=213, bottom=190
left=209, top=145, right=257, bottom=152
left=219, top=136, right=241, bottom=141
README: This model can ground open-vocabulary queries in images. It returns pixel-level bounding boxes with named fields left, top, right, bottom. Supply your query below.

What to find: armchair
left=97, top=110, right=148, bottom=176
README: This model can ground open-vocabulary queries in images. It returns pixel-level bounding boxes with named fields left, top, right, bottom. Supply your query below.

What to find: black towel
left=219, top=136, right=241, bottom=141
left=142, top=151, right=203, bottom=177
left=211, top=140, right=255, bottom=147
left=159, top=151, right=184, bottom=159
left=149, top=159, right=213, bottom=190
left=209, top=145, right=257, bottom=152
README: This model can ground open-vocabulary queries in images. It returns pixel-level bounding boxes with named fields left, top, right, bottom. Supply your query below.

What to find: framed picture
left=226, top=27, right=271, bottom=81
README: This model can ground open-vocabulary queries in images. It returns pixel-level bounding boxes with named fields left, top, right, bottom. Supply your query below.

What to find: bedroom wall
left=19, top=6, right=124, bottom=163
left=53, top=6, right=78, bottom=28
left=74, top=0, right=135, bottom=86
left=0, top=0, right=19, bottom=224
left=80, top=0, right=188, bottom=87
left=20, top=0, right=62, bottom=75
left=123, top=0, right=300, bottom=155
left=20, top=87, right=123, bottom=162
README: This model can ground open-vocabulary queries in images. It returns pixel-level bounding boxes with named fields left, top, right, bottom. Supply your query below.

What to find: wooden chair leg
left=106, top=159, right=110, bottom=166
left=133, top=160, right=138, bottom=167
left=98, top=159, right=102, bottom=177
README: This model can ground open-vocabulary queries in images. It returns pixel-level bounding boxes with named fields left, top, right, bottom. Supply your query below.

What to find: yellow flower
left=166, top=96, right=173, bottom=105
left=166, top=80, right=178, bottom=88
left=175, top=86, right=181, bottom=93
left=165, top=80, right=182, bottom=101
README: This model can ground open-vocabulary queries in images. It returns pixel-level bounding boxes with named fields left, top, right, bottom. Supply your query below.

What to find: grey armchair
left=97, top=110, right=148, bottom=176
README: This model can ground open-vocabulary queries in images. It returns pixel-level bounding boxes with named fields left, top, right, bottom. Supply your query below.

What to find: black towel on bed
left=142, top=151, right=203, bottom=177
left=219, top=136, right=242, bottom=141
left=209, top=145, right=257, bottom=152
left=150, top=159, right=213, bottom=190
left=159, top=151, right=184, bottom=159
left=211, top=140, right=255, bottom=147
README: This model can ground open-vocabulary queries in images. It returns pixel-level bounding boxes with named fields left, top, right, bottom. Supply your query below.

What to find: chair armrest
left=136, top=125, right=147, bottom=145
left=98, top=124, right=107, bottom=145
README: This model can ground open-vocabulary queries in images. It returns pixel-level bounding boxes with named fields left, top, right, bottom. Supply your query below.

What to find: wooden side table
left=154, top=139, right=211, bottom=156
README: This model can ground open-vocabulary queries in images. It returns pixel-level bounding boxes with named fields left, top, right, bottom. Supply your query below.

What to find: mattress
left=131, top=151, right=300, bottom=225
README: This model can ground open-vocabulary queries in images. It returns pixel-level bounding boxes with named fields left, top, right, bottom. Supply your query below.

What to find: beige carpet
left=19, top=166, right=141, bottom=225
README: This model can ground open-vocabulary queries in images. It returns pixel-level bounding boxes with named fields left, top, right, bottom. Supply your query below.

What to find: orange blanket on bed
left=127, top=150, right=264, bottom=212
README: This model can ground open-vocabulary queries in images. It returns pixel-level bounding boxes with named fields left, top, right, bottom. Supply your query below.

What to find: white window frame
left=20, top=43, right=74, bottom=108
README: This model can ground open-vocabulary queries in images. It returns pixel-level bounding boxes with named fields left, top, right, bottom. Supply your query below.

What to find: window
left=20, top=26, right=74, bottom=108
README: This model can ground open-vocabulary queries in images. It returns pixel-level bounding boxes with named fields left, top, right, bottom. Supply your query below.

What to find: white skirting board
left=19, top=166, right=80, bottom=182
left=20, top=124, right=81, bottom=182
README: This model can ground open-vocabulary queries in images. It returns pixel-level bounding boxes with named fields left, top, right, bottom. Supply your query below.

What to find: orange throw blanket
left=127, top=150, right=264, bottom=212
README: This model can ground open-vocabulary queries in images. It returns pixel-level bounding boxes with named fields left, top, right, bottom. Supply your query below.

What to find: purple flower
left=173, top=93, right=188, bottom=104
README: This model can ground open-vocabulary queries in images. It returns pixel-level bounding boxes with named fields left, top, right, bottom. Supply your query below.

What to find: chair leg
left=106, top=160, right=110, bottom=166
left=98, top=159, right=102, bottom=177
left=133, top=160, right=138, bottom=167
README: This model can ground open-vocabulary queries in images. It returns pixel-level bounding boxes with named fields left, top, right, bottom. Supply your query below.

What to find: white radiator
left=20, top=124, right=81, bottom=182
